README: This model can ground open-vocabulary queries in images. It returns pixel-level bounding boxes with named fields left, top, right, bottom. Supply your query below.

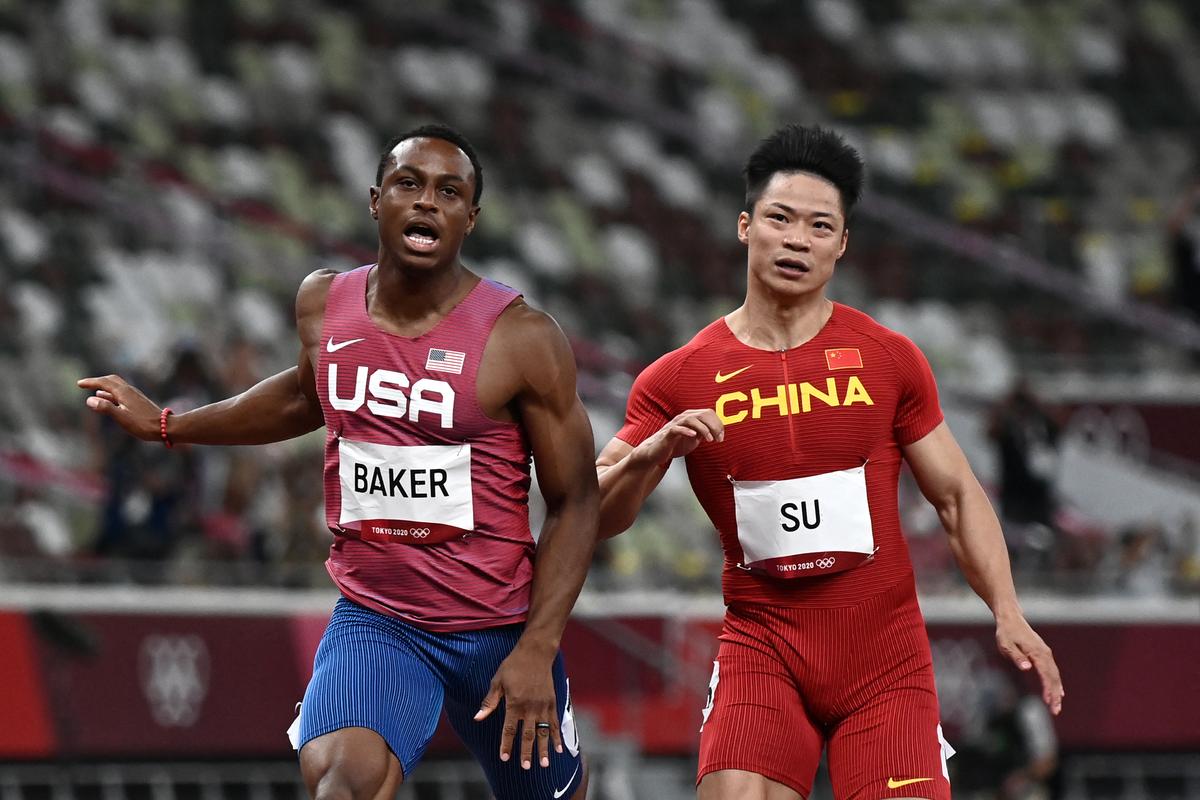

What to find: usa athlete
left=596, top=125, right=1064, bottom=800
left=80, top=126, right=595, bottom=800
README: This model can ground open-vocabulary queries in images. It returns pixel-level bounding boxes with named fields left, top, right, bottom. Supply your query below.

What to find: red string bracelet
left=160, top=407, right=174, bottom=449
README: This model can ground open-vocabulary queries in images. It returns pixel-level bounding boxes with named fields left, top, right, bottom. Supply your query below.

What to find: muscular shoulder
left=835, top=304, right=927, bottom=365
left=635, top=318, right=727, bottom=390
left=491, top=299, right=576, bottom=396
left=296, top=269, right=338, bottom=314
left=295, top=268, right=338, bottom=346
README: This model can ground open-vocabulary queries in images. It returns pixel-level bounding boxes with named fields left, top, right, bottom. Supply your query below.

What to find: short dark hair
left=376, top=124, right=484, bottom=204
left=743, top=125, right=864, bottom=218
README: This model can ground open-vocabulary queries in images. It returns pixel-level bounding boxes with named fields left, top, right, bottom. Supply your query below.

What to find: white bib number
left=338, top=439, right=473, bottom=543
left=732, top=465, right=874, bottom=578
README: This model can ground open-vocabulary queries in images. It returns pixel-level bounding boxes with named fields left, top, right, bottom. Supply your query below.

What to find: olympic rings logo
left=370, top=526, right=433, bottom=538
left=815, top=557, right=836, bottom=569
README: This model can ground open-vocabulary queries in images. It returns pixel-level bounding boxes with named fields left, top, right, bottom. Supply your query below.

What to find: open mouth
left=403, top=222, right=440, bottom=252
left=775, top=258, right=810, bottom=274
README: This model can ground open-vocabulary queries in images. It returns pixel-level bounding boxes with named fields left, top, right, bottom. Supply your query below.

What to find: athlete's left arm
left=473, top=304, right=599, bottom=769
left=903, top=421, right=1064, bottom=715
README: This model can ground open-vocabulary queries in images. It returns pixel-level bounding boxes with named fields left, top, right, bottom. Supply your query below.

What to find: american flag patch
left=426, top=348, right=466, bottom=374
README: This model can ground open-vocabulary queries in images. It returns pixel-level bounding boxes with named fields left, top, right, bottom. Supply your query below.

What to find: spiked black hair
left=743, top=125, right=864, bottom=218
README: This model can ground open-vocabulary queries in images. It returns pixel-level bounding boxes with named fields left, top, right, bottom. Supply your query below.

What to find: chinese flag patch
left=825, top=348, right=863, bottom=370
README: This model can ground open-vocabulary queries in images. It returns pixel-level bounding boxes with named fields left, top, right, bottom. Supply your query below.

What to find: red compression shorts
left=697, top=578, right=953, bottom=800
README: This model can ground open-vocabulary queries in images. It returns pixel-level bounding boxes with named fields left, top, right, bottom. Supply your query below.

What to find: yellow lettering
left=716, top=391, right=748, bottom=425
left=751, top=385, right=788, bottom=419
left=799, top=378, right=840, bottom=413
left=732, top=378, right=872, bottom=424
left=843, top=376, right=874, bottom=406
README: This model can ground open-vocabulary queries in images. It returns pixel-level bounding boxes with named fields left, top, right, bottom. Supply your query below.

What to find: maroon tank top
left=317, top=265, right=533, bottom=631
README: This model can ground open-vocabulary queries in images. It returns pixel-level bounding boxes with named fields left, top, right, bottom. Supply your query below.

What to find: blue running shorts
left=295, top=597, right=584, bottom=799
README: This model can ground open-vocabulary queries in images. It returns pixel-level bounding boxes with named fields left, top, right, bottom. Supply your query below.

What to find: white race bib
left=338, top=439, right=473, bottom=544
left=731, top=465, right=874, bottom=578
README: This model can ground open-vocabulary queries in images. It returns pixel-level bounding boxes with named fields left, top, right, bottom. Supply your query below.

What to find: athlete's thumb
left=85, top=395, right=117, bottom=415
left=474, top=685, right=502, bottom=721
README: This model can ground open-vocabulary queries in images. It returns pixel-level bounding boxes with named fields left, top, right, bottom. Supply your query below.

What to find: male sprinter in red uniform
left=80, top=125, right=594, bottom=800
left=596, top=125, right=1064, bottom=800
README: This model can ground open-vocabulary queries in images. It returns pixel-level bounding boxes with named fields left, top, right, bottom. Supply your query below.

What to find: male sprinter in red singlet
left=596, top=125, right=1064, bottom=800
left=79, top=125, right=594, bottom=800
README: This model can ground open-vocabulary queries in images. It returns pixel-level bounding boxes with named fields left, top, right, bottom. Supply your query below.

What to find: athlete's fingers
left=691, top=409, right=725, bottom=442
left=519, top=713, right=537, bottom=769
left=998, top=636, right=1036, bottom=676
left=667, top=425, right=699, bottom=439
left=78, top=377, right=138, bottom=408
left=674, top=411, right=722, bottom=441
left=534, top=721, right=551, bottom=767
left=474, top=683, right=502, bottom=722
left=1027, top=645, right=1064, bottom=715
left=668, top=417, right=717, bottom=444
left=541, top=711, right=562, bottom=764
left=85, top=395, right=117, bottom=413
left=77, top=375, right=127, bottom=392
left=530, top=707, right=557, bottom=767
left=999, top=634, right=1064, bottom=715
left=549, top=710, right=564, bottom=756
left=531, top=705, right=559, bottom=767
left=499, top=709, right=519, bottom=763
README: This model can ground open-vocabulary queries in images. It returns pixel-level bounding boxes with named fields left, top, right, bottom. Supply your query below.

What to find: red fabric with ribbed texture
left=616, top=303, right=943, bottom=608
left=698, top=579, right=950, bottom=799
left=317, top=266, right=533, bottom=632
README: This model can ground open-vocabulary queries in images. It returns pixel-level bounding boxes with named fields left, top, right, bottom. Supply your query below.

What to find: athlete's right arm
left=595, top=409, right=722, bottom=538
left=77, top=270, right=332, bottom=446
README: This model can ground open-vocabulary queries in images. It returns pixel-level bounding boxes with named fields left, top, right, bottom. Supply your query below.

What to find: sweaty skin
left=80, top=137, right=595, bottom=799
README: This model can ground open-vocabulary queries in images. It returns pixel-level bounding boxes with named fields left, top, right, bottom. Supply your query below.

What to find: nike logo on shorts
left=553, top=763, right=581, bottom=798
left=714, top=365, right=752, bottom=383
left=327, top=337, right=366, bottom=353
left=887, top=777, right=932, bottom=789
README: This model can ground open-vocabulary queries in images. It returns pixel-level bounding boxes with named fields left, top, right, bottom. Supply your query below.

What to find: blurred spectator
left=952, top=676, right=1059, bottom=800
left=91, top=421, right=199, bottom=563
left=0, top=487, right=51, bottom=572
left=1168, top=178, right=1200, bottom=318
left=1174, top=514, right=1200, bottom=594
left=90, top=346, right=219, bottom=565
left=1104, top=522, right=1173, bottom=598
left=987, top=380, right=1061, bottom=574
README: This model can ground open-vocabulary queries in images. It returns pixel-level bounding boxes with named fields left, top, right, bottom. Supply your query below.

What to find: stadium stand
left=2, top=0, right=1199, bottom=596
left=1, top=1, right=1199, bottom=797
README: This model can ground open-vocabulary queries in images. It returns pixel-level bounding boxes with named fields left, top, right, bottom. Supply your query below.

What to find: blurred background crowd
left=2, top=0, right=1200, bottom=602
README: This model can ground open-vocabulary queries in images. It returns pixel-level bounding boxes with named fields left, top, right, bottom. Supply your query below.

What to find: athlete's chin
left=394, top=248, right=454, bottom=271
left=762, top=274, right=829, bottom=297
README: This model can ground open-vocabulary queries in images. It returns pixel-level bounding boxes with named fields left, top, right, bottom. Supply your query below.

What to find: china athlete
left=80, top=126, right=595, bottom=800
left=596, top=125, right=1064, bottom=800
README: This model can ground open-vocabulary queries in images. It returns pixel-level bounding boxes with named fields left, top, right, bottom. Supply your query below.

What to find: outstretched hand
left=996, top=614, right=1064, bottom=715
left=474, top=641, right=562, bottom=769
left=77, top=375, right=162, bottom=441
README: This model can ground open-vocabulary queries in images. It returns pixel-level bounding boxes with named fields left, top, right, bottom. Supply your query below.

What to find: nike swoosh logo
left=327, top=337, right=365, bottom=353
left=887, top=777, right=933, bottom=789
left=714, top=365, right=752, bottom=383
left=553, top=763, right=581, bottom=798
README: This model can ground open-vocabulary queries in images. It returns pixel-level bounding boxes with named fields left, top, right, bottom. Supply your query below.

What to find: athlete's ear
left=369, top=186, right=380, bottom=220
left=837, top=227, right=848, bottom=259
left=737, top=211, right=751, bottom=245
left=465, top=205, right=480, bottom=235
